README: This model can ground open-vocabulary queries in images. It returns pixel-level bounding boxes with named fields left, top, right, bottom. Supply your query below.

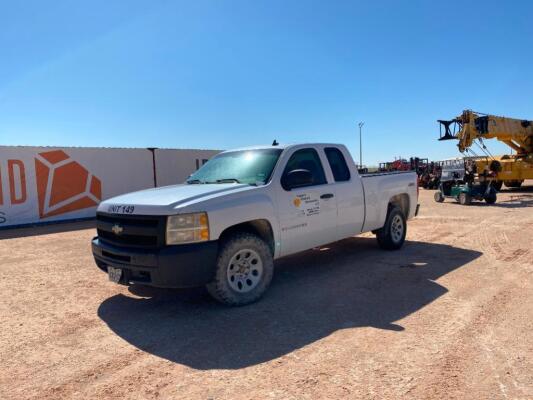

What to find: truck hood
left=99, top=183, right=255, bottom=214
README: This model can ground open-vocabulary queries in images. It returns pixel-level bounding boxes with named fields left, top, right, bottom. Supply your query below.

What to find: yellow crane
left=438, top=109, right=533, bottom=189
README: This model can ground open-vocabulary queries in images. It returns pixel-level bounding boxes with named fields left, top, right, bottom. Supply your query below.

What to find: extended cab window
left=325, top=147, right=351, bottom=182
left=282, top=148, right=327, bottom=189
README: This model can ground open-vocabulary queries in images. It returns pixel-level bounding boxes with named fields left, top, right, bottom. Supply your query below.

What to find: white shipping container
left=0, top=146, right=220, bottom=227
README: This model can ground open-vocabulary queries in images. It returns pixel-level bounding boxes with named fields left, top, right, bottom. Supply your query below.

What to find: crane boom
left=437, top=110, right=533, bottom=189
left=438, top=110, right=533, bottom=155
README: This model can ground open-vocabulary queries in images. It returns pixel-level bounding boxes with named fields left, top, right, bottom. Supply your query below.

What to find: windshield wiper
left=215, top=178, right=241, bottom=184
left=187, top=179, right=204, bottom=184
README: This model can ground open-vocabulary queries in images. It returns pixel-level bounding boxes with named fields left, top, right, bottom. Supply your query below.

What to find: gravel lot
left=1, top=185, right=532, bottom=399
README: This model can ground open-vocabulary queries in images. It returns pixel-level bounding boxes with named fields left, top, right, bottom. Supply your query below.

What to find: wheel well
left=389, top=193, right=410, bottom=217
left=219, top=220, right=275, bottom=254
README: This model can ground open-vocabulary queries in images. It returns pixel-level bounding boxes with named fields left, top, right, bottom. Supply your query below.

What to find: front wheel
left=459, top=192, right=472, bottom=205
left=434, top=191, right=444, bottom=203
left=206, top=233, right=274, bottom=306
left=376, top=207, right=407, bottom=250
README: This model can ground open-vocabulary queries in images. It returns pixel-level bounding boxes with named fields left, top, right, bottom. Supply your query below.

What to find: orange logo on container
left=35, top=150, right=102, bottom=219
left=293, top=197, right=301, bottom=207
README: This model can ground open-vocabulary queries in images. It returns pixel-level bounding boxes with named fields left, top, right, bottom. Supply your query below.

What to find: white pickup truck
left=92, top=143, right=419, bottom=305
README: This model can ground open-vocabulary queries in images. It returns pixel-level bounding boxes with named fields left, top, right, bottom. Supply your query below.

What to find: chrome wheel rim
left=226, top=249, right=263, bottom=293
left=391, top=215, right=404, bottom=243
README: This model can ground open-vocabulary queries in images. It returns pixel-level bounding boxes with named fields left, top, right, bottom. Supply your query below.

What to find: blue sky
left=1, top=0, right=532, bottom=165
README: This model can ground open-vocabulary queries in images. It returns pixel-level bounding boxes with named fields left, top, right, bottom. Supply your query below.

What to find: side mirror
left=282, top=169, right=314, bottom=190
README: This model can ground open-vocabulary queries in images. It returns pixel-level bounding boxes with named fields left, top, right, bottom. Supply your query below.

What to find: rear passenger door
left=276, top=148, right=338, bottom=256
left=324, top=147, right=365, bottom=238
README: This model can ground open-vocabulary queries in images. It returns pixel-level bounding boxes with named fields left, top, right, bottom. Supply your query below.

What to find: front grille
left=97, top=213, right=160, bottom=227
left=98, top=230, right=158, bottom=247
left=96, top=213, right=166, bottom=249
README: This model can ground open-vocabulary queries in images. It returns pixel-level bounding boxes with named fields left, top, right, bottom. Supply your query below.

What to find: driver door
left=276, top=148, right=338, bottom=256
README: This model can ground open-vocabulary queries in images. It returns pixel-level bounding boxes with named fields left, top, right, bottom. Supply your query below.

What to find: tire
left=459, top=192, right=471, bottom=205
left=376, top=207, right=407, bottom=250
left=504, top=180, right=523, bottom=188
left=434, top=191, right=444, bottom=203
left=484, top=193, right=497, bottom=204
left=206, top=233, right=274, bottom=306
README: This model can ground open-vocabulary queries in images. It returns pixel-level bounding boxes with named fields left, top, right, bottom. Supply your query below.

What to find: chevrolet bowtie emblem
left=112, top=224, right=124, bottom=235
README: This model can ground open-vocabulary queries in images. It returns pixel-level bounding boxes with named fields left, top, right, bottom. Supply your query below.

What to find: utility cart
left=434, top=159, right=497, bottom=205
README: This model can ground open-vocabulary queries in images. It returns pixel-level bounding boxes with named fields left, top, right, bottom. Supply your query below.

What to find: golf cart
left=434, top=159, right=497, bottom=205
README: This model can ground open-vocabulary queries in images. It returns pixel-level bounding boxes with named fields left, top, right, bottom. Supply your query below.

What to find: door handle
left=320, top=193, right=334, bottom=199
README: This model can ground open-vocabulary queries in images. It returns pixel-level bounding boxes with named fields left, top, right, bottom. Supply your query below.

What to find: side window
left=325, top=147, right=351, bottom=182
left=282, top=148, right=327, bottom=188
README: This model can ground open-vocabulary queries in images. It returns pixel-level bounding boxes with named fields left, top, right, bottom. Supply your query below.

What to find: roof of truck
left=220, top=143, right=345, bottom=153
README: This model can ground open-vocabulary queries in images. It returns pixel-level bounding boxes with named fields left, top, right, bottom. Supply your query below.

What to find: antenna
left=272, top=140, right=279, bottom=146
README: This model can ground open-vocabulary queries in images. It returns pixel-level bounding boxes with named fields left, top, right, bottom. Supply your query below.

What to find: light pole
left=358, top=122, right=364, bottom=168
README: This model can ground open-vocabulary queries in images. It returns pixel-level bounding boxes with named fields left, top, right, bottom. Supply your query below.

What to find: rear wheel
left=206, top=233, right=273, bottom=306
left=459, top=192, right=472, bottom=205
left=484, top=193, right=497, bottom=204
left=376, top=207, right=406, bottom=250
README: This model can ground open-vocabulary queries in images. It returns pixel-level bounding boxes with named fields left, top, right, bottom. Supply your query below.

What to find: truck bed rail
left=361, top=171, right=416, bottom=178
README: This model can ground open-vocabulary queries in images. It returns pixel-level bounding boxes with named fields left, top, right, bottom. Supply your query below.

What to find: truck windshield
left=187, top=148, right=283, bottom=185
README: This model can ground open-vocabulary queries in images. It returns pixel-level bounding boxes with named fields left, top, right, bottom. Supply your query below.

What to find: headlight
left=166, top=212, right=209, bottom=245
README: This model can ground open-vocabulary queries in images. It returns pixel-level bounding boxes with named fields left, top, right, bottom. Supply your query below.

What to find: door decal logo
left=293, top=193, right=320, bottom=216
left=35, top=150, right=102, bottom=219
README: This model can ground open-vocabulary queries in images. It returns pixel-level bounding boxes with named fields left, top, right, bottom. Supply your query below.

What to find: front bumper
left=92, top=238, right=218, bottom=288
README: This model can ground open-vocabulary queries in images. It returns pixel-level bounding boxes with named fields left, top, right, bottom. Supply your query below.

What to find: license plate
left=108, top=267, right=123, bottom=283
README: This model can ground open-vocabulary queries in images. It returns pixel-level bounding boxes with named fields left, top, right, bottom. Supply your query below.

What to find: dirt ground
left=1, top=184, right=532, bottom=400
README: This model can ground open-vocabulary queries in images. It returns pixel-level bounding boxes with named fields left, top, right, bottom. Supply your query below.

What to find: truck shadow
left=97, top=237, right=481, bottom=370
